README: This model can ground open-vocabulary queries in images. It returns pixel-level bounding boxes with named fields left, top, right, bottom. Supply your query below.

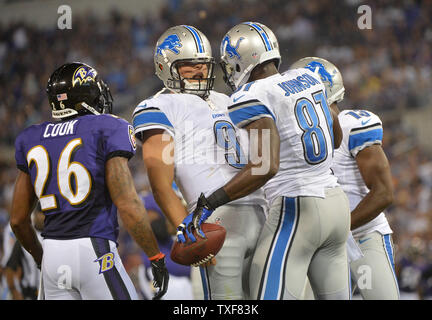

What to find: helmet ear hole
left=236, top=64, right=241, bottom=72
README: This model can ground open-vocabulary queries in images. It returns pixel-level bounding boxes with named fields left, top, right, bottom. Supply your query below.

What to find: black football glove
left=150, top=256, right=169, bottom=300
left=191, top=193, right=214, bottom=236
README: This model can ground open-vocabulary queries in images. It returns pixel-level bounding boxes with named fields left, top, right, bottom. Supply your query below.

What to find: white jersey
left=331, top=109, right=392, bottom=238
left=228, top=69, right=338, bottom=203
left=132, top=90, right=267, bottom=211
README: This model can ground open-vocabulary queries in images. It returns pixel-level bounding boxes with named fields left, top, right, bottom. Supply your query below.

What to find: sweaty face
left=177, top=62, right=209, bottom=82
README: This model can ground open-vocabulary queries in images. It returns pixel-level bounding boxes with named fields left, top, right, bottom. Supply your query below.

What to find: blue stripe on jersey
left=263, top=197, right=296, bottom=299
left=133, top=111, right=174, bottom=129
left=229, top=104, right=275, bottom=127
left=244, top=22, right=272, bottom=51
left=348, top=128, right=383, bottom=152
left=182, top=25, right=203, bottom=53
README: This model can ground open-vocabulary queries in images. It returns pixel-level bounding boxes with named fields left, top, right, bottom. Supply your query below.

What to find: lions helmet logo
left=156, top=34, right=182, bottom=56
left=304, top=61, right=334, bottom=87
left=221, top=35, right=244, bottom=60
left=72, top=65, right=97, bottom=87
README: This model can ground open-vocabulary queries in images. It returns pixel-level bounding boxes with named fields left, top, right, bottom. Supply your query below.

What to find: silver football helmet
left=289, top=57, right=345, bottom=105
left=154, top=25, right=215, bottom=97
left=220, top=22, right=281, bottom=91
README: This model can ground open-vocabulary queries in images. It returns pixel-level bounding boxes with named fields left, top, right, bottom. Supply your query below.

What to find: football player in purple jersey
left=9, top=62, right=168, bottom=300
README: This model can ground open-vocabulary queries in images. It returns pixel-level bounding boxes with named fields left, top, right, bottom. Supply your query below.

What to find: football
left=170, top=223, right=226, bottom=267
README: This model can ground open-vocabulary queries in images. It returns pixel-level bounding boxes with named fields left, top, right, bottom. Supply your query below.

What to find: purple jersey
left=14, top=114, right=137, bottom=243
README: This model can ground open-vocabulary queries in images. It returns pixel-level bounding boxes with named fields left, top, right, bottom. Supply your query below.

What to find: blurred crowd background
left=0, top=0, right=431, bottom=299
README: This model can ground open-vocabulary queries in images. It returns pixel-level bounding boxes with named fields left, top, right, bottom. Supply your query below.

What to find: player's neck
left=331, top=103, right=341, bottom=115
left=249, top=61, right=279, bottom=82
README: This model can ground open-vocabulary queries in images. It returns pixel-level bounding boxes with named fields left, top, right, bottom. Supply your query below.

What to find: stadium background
left=0, top=0, right=431, bottom=299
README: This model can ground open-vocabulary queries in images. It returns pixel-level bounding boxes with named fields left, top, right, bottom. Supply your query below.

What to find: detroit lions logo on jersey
left=221, top=35, right=244, bottom=60
left=156, top=34, right=182, bottom=56
left=304, top=61, right=334, bottom=88
left=72, top=65, right=97, bottom=87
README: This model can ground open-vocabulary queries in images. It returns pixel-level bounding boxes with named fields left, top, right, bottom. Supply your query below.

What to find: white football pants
left=350, top=231, right=400, bottom=299
left=40, top=238, right=137, bottom=300
left=199, top=204, right=266, bottom=300
left=250, top=186, right=351, bottom=300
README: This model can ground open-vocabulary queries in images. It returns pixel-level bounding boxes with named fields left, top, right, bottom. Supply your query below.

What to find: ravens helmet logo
left=72, top=65, right=97, bottom=87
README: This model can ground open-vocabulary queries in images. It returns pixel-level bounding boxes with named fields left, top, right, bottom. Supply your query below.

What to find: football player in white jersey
left=179, top=22, right=351, bottom=300
left=290, top=57, right=399, bottom=300
left=132, top=25, right=267, bottom=300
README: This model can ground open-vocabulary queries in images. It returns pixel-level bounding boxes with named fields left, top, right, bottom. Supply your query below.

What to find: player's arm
left=9, top=171, right=43, bottom=267
left=106, top=156, right=161, bottom=258
left=178, top=117, right=279, bottom=243
left=221, top=117, right=280, bottom=201
left=350, top=144, right=394, bottom=230
left=106, top=155, right=169, bottom=299
left=194, top=117, right=279, bottom=212
left=141, top=129, right=188, bottom=226
left=177, top=93, right=280, bottom=242
left=216, top=97, right=280, bottom=202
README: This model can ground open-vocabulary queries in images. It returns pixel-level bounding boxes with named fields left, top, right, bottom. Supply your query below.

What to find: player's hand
left=150, top=255, right=169, bottom=300
left=176, top=213, right=197, bottom=243
left=176, top=193, right=214, bottom=243
left=191, top=193, right=214, bottom=236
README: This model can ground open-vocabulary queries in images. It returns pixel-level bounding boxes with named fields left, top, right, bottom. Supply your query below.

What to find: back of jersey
left=14, top=114, right=136, bottom=243
left=332, top=109, right=392, bottom=237
left=228, top=68, right=338, bottom=202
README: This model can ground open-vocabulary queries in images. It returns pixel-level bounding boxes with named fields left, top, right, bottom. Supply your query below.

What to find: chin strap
left=182, top=78, right=210, bottom=97
left=154, top=87, right=174, bottom=98
left=204, top=96, right=216, bottom=110
left=328, top=87, right=345, bottom=105
left=234, top=63, right=254, bottom=89
left=81, top=102, right=101, bottom=116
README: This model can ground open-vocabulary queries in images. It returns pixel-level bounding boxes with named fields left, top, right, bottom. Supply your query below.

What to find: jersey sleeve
left=347, top=111, right=383, bottom=157
left=103, top=117, right=137, bottom=161
left=228, top=90, right=275, bottom=128
left=14, top=131, right=29, bottom=174
left=132, top=99, right=175, bottom=141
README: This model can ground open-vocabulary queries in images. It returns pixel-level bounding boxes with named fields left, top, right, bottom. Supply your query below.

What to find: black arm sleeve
left=106, top=150, right=134, bottom=162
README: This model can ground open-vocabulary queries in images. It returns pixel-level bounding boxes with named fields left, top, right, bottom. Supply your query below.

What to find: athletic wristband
left=206, top=187, right=231, bottom=210
left=149, top=252, right=165, bottom=261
